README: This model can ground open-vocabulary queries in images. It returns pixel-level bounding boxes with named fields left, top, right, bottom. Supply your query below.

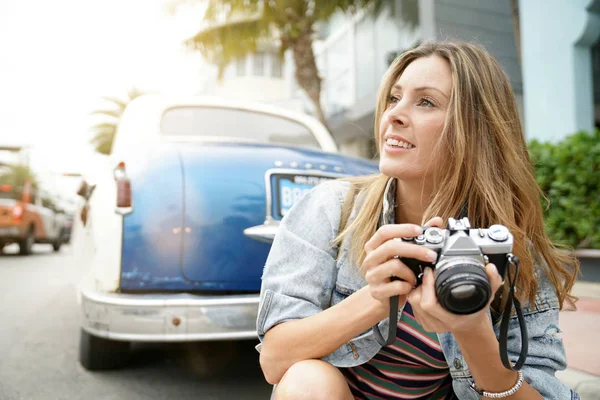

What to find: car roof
left=114, top=95, right=338, bottom=153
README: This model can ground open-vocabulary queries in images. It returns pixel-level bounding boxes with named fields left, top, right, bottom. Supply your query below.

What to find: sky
left=0, top=0, right=212, bottom=197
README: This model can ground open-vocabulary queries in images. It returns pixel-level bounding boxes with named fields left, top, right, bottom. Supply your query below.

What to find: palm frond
left=89, top=109, right=122, bottom=119
left=100, top=96, right=129, bottom=112
left=90, top=122, right=117, bottom=133
left=90, top=131, right=115, bottom=155
left=126, top=87, right=145, bottom=101
left=203, top=0, right=263, bottom=21
left=185, top=17, right=276, bottom=78
left=88, top=88, right=145, bottom=155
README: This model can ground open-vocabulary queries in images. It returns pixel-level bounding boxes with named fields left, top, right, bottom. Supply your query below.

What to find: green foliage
left=528, top=130, right=600, bottom=249
left=89, top=88, right=145, bottom=155
left=0, top=164, right=39, bottom=198
left=179, top=0, right=404, bottom=78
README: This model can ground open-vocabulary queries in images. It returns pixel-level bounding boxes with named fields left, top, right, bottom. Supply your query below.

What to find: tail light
left=13, top=204, right=23, bottom=221
left=114, top=162, right=133, bottom=213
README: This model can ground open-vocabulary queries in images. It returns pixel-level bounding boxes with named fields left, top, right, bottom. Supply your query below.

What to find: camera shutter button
left=424, top=228, right=444, bottom=244
left=415, top=235, right=426, bottom=245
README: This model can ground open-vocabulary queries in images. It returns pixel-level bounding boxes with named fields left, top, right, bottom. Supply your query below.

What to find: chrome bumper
left=80, top=290, right=259, bottom=342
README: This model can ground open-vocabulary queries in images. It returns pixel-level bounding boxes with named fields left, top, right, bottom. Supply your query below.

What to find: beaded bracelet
left=469, top=370, right=524, bottom=398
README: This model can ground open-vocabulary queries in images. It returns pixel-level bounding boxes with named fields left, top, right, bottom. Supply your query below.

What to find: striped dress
left=341, top=301, right=457, bottom=399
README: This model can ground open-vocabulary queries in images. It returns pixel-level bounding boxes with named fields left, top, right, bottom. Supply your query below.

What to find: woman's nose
left=387, top=102, right=409, bottom=126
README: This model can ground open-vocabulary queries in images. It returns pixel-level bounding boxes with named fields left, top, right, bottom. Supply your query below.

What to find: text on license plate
left=277, top=175, right=333, bottom=217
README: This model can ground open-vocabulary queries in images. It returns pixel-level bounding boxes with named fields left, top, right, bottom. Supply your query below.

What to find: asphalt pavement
left=0, top=244, right=272, bottom=400
left=1, top=243, right=598, bottom=399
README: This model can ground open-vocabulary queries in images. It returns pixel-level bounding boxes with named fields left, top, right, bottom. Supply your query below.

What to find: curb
left=557, top=369, right=600, bottom=399
left=571, top=282, right=600, bottom=301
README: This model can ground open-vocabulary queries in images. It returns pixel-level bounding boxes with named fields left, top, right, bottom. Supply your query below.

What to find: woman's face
left=379, top=55, right=452, bottom=181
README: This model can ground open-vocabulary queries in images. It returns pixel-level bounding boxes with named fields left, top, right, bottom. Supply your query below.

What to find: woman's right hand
left=363, top=217, right=444, bottom=319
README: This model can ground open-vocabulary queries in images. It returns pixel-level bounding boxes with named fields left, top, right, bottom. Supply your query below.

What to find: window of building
left=236, top=56, right=246, bottom=77
left=271, top=54, right=283, bottom=78
left=253, top=52, right=265, bottom=76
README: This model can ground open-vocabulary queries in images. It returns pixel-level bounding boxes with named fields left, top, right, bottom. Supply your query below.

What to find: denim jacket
left=257, top=179, right=579, bottom=399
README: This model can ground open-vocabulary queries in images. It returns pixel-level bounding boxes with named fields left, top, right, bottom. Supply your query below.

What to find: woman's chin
left=379, top=162, right=426, bottom=181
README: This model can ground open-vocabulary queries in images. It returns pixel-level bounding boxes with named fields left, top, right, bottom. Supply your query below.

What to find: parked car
left=0, top=165, right=65, bottom=255
left=76, top=95, right=378, bottom=370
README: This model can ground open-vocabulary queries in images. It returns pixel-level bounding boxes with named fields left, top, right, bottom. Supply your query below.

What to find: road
left=0, top=244, right=273, bottom=400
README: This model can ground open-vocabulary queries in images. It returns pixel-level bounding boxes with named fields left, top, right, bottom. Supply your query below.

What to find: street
left=0, top=244, right=273, bottom=400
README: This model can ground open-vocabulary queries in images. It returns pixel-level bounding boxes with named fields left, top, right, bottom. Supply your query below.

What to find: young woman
left=256, top=41, right=580, bottom=399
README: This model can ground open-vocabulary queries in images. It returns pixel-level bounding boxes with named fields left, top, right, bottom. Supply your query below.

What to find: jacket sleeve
left=494, top=266, right=580, bottom=399
left=256, top=181, right=345, bottom=344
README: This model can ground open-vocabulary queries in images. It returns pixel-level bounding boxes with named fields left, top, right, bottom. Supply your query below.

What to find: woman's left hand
left=407, top=263, right=504, bottom=334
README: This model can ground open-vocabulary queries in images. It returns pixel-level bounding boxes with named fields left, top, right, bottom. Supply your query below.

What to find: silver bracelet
left=469, top=370, right=524, bottom=398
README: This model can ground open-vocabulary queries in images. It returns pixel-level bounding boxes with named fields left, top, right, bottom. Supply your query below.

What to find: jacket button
left=453, top=358, right=463, bottom=370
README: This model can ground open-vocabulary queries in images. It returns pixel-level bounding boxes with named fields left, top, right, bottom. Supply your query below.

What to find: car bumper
left=0, top=226, right=21, bottom=239
left=80, top=290, right=260, bottom=342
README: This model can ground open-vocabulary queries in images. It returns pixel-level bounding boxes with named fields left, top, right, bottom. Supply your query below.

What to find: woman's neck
left=394, top=178, right=433, bottom=225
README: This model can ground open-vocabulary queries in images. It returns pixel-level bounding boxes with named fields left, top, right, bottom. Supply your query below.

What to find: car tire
left=19, top=229, right=34, bottom=256
left=79, top=329, right=131, bottom=371
left=52, top=239, right=61, bottom=252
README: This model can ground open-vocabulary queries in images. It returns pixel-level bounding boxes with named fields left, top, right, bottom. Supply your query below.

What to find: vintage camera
left=399, top=217, right=513, bottom=315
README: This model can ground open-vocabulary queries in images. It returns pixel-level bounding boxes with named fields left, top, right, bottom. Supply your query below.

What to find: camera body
left=399, top=217, right=513, bottom=314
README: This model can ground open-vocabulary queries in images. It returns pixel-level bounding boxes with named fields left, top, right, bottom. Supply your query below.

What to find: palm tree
left=0, top=163, right=39, bottom=198
left=175, top=0, right=416, bottom=128
left=89, top=88, right=145, bottom=155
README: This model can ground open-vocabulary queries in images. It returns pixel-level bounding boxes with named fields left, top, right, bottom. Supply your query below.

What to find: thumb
left=486, top=263, right=504, bottom=295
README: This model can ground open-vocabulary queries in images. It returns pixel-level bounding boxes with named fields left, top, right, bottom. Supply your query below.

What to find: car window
left=0, top=188, right=21, bottom=200
left=0, top=167, right=20, bottom=200
left=160, top=106, right=322, bottom=150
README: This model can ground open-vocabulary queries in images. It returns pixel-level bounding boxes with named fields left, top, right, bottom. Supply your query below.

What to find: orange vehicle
left=0, top=165, right=65, bottom=255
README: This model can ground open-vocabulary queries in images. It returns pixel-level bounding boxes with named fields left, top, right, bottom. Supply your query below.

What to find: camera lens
left=434, top=259, right=491, bottom=315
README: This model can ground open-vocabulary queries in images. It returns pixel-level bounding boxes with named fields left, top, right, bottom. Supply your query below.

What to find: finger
left=365, top=224, right=423, bottom=253
left=365, top=259, right=418, bottom=287
left=486, top=263, right=504, bottom=295
left=363, top=239, right=438, bottom=271
left=408, top=286, right=449, bottom=333
left=423, top=216, right=444, bottom=229
left=370, top=280, right=415, bottom=301
left=419, top=267, right=439, bottom=309
left=420, top=268, right=450, bottom=317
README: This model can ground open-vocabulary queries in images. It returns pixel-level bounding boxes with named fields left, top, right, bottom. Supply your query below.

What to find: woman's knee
left=273, top=359, right=353, bottom=400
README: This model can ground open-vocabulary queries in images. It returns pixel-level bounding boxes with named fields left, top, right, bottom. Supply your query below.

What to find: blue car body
left=76, top=95, right=378, bottom=370
left=120, top=142, right=378, bottom=292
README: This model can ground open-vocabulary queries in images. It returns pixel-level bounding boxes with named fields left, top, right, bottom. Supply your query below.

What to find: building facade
left=314, top=0, right=600, bottom=157
left=202, top=0, right=600, bottom=157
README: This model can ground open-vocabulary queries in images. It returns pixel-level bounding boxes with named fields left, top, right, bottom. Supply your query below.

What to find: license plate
left=273, top=174, right=335, bottom=218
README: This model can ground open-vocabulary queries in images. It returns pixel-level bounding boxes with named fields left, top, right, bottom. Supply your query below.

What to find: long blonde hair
left=334, top=41, right=578, bottom=310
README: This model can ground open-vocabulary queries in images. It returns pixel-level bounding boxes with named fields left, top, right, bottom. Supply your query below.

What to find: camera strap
left=374, top=254, right=530, bottom=369
left=373, top=296, right=399, bottom=347
left=499, top=254, right=529, bottom=370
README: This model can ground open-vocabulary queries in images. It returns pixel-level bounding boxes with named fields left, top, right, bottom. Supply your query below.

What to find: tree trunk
left=511, top=0, right=521, bottom=66
left=290, top=26, right=329, bottom=130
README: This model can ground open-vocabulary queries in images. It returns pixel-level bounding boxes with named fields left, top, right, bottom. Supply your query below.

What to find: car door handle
left=243, top=222, right=279, bottom=244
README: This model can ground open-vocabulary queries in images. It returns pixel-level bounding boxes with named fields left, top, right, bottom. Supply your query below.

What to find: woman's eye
left=419, top=98, right=435, bottom=107
left=389, top=95, right=400, bottom=104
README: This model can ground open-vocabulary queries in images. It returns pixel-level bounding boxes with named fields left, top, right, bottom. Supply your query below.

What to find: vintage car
left=76, top=95, right=378, bottom=370
left=0, top=164, right=66, bottom=255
